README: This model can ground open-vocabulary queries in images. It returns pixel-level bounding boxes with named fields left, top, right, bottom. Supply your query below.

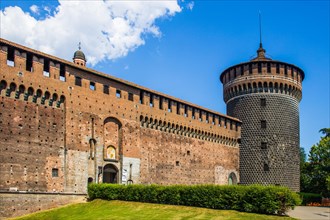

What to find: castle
left=0, top=38, right=303, bottom=218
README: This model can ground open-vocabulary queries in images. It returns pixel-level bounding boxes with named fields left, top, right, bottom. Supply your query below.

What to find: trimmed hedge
left=88, top=184, right=301, bottom=215
left=299, top=192, right=322, bottom=205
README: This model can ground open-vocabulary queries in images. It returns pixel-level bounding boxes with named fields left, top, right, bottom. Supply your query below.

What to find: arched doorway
left=103, top=164, right=118, bottom=183
left=228, top=172, right=237, bottom=185
left=88, top=177, right=93, bottom=184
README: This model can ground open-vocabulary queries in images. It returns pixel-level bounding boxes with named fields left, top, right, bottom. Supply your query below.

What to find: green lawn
left=14, top=199, right=295, bottom=220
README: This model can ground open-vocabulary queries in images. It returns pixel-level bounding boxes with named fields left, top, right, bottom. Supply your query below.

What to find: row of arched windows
left=139, top=116, right=238, bottom=146
left=0, top=80, right=65, bottom=107
left=224, top=81, right=302, bottom=101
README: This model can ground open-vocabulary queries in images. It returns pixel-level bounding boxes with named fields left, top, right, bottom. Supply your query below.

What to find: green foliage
left=301, top=128, right=330, bottom=197
left=319, top=128, right=330, bottom=137
left=298, top=192, right=322, bottom=205
left=88, top=184, right=301, bottom=215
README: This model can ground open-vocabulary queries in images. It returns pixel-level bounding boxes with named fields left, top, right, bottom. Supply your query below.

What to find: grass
left=13, top=199, right=295, bottom=220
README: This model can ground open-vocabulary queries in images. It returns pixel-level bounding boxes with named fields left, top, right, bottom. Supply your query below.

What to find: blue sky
left=1, top=0, right=329, bottom=156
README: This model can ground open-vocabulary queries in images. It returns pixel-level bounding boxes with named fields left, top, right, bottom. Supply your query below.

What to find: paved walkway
left=287, top=206, right=330, bottom=220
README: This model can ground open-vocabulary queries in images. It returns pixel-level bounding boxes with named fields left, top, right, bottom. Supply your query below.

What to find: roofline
left=219, top=60, right=305, bottom=83
left=0, top=38, right=241, bottom=123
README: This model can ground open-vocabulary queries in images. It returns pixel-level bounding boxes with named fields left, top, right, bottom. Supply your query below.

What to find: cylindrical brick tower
left=220, top=44, right=304, bottom=191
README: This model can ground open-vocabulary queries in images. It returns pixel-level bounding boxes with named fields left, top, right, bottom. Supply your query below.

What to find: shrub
left=299, top=192, right=322, bottom=205
left=88, top=184, right=300, bottom=215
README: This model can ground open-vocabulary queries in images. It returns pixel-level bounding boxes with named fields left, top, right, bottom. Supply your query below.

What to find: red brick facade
left=0, top=38, right=241, bottom=217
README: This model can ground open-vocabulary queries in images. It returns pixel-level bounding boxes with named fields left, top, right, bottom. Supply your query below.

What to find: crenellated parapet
left=220, top=59, right=304, bottom=103
left=0, top=38, right=241, bottom=139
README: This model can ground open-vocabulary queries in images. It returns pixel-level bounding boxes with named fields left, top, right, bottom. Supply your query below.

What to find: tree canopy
left=300, top=128, right=330, bottom=197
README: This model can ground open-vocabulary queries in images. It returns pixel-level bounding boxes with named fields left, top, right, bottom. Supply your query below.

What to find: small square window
left=261, top=142, right=267, bottom=149
left=52, top=168, right=58, bottom=177
left=128, top=93, right=133, bottom=101
left=176, top=161, right=180, bottom=166
left=260, top=98, right=266, bottom=107
left=261, top=120, right=267, bottom=129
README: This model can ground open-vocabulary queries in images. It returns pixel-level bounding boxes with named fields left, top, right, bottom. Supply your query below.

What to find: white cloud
left=29, top=5, right=39, bottom=14
left=0, top=1, right=181, bottom=66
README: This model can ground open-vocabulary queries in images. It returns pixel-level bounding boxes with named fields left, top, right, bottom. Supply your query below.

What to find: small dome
left=73, top=50, right=86, bottom=61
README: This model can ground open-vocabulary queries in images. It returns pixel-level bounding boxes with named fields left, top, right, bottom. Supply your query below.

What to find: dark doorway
left=228, top=172, right=238, bottom=185
left=103, top=164, right=118, bottom=183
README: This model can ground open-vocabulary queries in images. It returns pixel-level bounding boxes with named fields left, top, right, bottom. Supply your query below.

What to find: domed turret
left=73, top=42, right=86, bottom=66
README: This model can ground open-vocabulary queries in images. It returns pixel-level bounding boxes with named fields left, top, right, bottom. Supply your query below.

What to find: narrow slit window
left=103, top=85, right=109, bottom=94
left=59, top=64, right=66, bottom=81
left=26, top=53, right=33, bottom=72
left=276, top=64, right=280, bottom=74
left=176, top=102, right=180, bottom=115
left=184, top=105, right=188, bottom=117
left=43, top=59, right=50, bottom=77
left=258, top=62, right=262, bottom=73
left=168, top=100, right=172, bottom=112
left=192, top=108, right=195, bottom=119
left=75, top=76, right=82, bottom=86
left=284, top=65, right=288, bottom=75
left=116, top=89, right=121, bottom=98
left=249, top=63, right=252, bottom=74
left=90, top=82, right=95, bottom=91
left=149, top=94, right=154, bottom=107
left=261, top=120, right=267, bottom=129
left=7, top=47, right=15, bottom=66
left=159, top=97, right=163, bottom=109
left=139, top=91, right=144, bottom=104
left=128, top=92, right=133, bottom=101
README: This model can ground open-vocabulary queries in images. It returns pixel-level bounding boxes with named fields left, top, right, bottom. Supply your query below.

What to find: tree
left=301, top=128, right=330, bottom=196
